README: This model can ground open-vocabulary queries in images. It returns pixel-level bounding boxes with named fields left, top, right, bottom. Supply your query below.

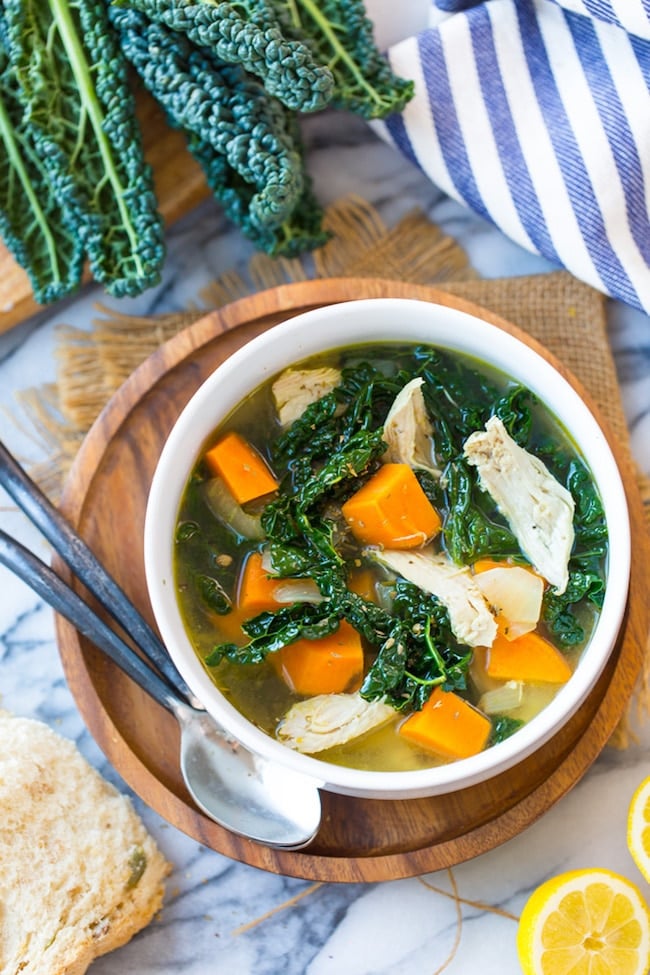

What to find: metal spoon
left=0, top=442, right=322, bottom=849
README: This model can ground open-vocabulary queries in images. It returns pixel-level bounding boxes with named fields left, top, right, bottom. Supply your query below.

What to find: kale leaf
left=116, top=0, right=334, bottom=112
left=536, top=452, right=608, bottom=646
left=418, top=348, right=500, bottom=461
left=196, top=574, right=232, bottom=615
left=205, top=601, right=341, bottom=665
left=263, top=426, right=386, bottom=564
left=112, top=9, right=307, bottom=231
left=490, top=715, right=524, bottom=744
left=3, top=0, right=165, bottom=297
left=273, top=0, right=414, bottom=118
left=442, top=459, right=520, bottom=566
left=360, top=580, right=472, bottom=711
left=272, top=359, right=404, bottom=465
left=0, top=32, right=84, bottom=303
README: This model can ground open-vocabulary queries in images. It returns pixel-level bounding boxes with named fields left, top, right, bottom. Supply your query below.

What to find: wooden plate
left=56, top=278, right=649, bottom=882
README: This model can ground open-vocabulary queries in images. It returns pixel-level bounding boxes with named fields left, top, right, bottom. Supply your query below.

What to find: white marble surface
left=2, top=85, right=650, bottom=975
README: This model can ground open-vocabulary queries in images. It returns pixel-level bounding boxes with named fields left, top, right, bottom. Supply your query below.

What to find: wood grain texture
left=54, top=279, right=649, bottom=882
left=0, top=90, right=210, bottom=333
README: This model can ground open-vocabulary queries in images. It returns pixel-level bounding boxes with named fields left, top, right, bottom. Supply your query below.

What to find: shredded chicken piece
left=463, top=416, right=575, bottom=594
left=276, top=692, right=395, bottom=754
left=382, top=378, right=440, bottom=475
left=365, top=547, right=497, bottom=648
left=271, top=366, right=342, bottom=427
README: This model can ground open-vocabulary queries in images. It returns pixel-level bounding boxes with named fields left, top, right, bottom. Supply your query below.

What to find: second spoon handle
left=0, top=529, right=181, bottom=715
left=0, top=440, right=196, bottom=705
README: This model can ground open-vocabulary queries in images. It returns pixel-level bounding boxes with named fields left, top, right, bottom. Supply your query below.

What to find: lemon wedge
left=628, top=776, right=650, bottom=884
left=516, top=868, right=650, bottom=975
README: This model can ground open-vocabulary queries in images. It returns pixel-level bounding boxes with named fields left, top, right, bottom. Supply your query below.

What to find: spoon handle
left=0, top=440, right=196, bottom=705
left=0, top=529, right=180, bottom=716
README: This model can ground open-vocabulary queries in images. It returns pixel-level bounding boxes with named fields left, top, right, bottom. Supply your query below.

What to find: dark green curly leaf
left=274, top=0, right=414, bottom=118
left=491, top=715, right=524, bottom=744
left=115, top=0, right=334, bottom=112
left=196, top=573, right=232, bottom=614
left=4, top=0, right=165, bottom=297
left=111, top=8, right=308, bottom=232
left=443, top=459, right=519, bottom=566
left=0, top=31, right=84, bottom=304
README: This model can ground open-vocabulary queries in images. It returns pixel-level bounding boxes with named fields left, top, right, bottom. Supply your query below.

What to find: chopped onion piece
left=259, top=549, right=323, bottom=602
left=203, top=477, right=264, bottom=540
left=473, top=566, right=543, bottom=640
left=478, top=681, right=523, bottom=715
left=274, top=580, right=324, bottom=604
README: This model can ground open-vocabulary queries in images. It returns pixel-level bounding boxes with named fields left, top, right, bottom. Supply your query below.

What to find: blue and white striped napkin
left=377, top=0, right=650, bottom=314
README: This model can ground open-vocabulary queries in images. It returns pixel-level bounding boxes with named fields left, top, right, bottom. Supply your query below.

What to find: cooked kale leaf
left=205, top=601, right=341, bottom=665
left=442, top=458, right=520, bottom=566
left=490, top=715, right=524, bottom=744
left=360, top=580, right=472, bottom=711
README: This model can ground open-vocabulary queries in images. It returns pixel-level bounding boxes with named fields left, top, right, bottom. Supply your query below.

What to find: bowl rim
left=144, top=297, right=631, bottom=799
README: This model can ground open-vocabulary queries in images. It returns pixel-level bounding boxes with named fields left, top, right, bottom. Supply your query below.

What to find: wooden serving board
left=0, top=91, right=209, bottom=335
left=55, top=278, right=650, bottom=882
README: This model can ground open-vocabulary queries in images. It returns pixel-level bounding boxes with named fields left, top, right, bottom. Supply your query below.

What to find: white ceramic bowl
left=144, top=297, right=630, bottom=799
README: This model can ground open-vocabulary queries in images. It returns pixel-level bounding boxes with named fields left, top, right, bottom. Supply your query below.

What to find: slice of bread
left=0, top=710, right=171, bottom=975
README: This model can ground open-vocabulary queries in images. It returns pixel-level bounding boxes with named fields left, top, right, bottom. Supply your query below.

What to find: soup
left=173, top=343, right=607, bottom=772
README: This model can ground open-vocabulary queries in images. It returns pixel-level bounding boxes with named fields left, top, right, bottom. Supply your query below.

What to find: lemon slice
left=516, top=868, right=650, bottom=975
left=628, top=776, right=650, bottom=883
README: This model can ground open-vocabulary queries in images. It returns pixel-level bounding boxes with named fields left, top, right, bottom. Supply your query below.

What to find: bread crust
left=0, top=711, right=171, bottom=975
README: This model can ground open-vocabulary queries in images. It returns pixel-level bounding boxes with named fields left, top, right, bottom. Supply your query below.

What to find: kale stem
left=0, top=97, right=62, bottom=285
left=285, top=0, right=302, bottom=28
left=424, top=616, right=448, bottom=680
left=404, top=670, right=446, bottom=688
left=47, top=0, right=144, bottom=275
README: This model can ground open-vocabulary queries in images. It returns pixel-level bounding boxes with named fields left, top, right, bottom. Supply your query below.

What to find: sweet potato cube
left=272, top=621, right=364, bottom=696
left=341, top=463, right=441, bottom=549
left=204, top=431, right=279, bottom=505
left=347, top=567, right=377, bottom=602
left=206, top=552, right=279, bottom=647
left=485, top=631, right=572, bottom=684
left=399, top=686, right=492, bottom=760
left=237, top=551, right=281, bottom=615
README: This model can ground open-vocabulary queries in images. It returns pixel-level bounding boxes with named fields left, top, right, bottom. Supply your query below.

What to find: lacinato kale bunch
left=0, top=0, right=414, bottom=306
left=111, top=0, right=413, bottom=253
left=122, top=0, right=414, bottom=120
left=111, top=7, right=329, bottom=255
left=0, top=0, right=165, bottom=303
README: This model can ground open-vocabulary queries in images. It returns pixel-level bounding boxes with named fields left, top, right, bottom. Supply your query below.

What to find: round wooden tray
left=56, top=278, right=649, bottom=882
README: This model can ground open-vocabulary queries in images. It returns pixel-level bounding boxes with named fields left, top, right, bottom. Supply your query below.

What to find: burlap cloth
left=17, top=196, right=650, bottom=742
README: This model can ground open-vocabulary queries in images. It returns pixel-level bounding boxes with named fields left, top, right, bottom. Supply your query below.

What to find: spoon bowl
left=175, top=701, right=322, bottom=849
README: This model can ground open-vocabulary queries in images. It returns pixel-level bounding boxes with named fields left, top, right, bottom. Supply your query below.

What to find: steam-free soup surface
left=174, top=343, right=607, bottom=772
